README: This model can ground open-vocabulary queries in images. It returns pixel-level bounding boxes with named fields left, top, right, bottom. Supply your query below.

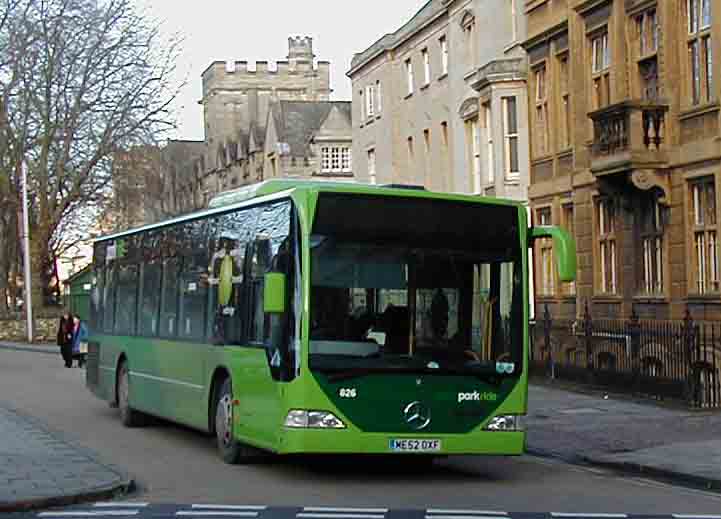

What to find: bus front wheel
left=214, top=379, right=262, bottom=464
left=117, top=361, right=145, bottom=427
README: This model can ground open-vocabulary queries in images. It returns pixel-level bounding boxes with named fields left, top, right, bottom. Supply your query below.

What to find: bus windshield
left=308, top=193, right=523, bottom=379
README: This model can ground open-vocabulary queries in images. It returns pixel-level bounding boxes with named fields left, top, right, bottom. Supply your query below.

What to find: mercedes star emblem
left=403, top=401, right=431, bottom=430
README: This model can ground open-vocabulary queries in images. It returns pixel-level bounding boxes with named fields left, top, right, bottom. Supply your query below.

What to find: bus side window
left=248, top=238, right=272, bottom=344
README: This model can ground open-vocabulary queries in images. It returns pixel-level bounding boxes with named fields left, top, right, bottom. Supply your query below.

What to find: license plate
left=389, top=438, right=441, bottom=452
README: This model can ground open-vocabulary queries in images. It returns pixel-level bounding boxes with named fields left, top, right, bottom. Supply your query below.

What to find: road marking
left=177, top=513, right=258, bottom=517
left=39, top=513, right=140, bottom=517
left=93, top=503, right=149, bottom=508
left=551, top=515, right=627, bottom=518
left=673, top=516, right=721, bottom=519
left=297, top=514, right=385, bottom=519
left=303, top=509, right=388, bottom=514
left=426, top=516, right=510, bottom=519
left=427, top=511, right=507, bottom=516
left=192, top=506, right=267, bottom=511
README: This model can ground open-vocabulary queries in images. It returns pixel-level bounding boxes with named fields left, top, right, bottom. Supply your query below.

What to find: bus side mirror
left=264, top=272, right=286, bottom=314
left=529, top=226, right=577, bottom=283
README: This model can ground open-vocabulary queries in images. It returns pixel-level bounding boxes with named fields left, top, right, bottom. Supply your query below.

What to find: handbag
left=79, top=341, right=88, bottom=354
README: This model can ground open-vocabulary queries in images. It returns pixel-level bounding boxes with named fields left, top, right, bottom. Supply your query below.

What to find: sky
left=136, top=0, right=429, bottom=142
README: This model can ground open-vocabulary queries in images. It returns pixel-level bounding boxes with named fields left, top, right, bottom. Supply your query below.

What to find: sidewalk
left=527, top=382, right=721, bottom=491
left=0, top=343, right=133, bottom=511
left=0, top=340, right=58, bottom=355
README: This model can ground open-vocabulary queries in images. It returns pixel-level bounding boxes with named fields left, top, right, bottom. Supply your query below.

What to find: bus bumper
left=277, top=429, right=525, bottom=456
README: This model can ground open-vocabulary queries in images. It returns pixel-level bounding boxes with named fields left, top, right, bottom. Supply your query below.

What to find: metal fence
left=531, top=303, right=721, bottom=408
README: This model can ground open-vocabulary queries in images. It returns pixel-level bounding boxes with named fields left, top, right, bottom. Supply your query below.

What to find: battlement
left=201, top=59, right=330, bottom=92
left=288, top=36, right=314, bottom=61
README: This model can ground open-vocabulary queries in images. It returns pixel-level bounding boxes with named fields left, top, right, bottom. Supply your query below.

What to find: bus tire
left=214, top=379, right=261, bottom=464
left=117, top=361, right=145, bottom=427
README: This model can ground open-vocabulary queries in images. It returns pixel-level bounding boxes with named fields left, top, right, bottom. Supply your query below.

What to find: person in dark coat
left=57, top=312, right=74, bottom=368
left=71, top=315, right=88, bottom=367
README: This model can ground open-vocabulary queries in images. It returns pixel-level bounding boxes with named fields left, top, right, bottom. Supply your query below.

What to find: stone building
left=348, top=0, right=529, bottom=201
left=264, top=101, right=353, bottom=181
left=158, top=36, right=353, bottom=217
left=523, top=0, right=720, bottom=322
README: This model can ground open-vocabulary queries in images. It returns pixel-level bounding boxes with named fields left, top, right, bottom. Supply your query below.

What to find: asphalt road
left=2, top=347, right=720, bottom=514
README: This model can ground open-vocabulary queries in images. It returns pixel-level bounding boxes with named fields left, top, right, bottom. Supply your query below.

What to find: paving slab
left=527, top=383, right=721, bottom=490
left=0, top=402, right=133, bottom=512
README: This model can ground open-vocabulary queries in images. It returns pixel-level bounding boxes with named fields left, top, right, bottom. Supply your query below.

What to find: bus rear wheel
left=214, top=379, right=262, bottom=464
left=117, top=361, right=145, bottom=427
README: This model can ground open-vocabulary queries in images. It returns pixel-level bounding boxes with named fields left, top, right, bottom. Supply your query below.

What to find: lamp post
left=21, top=161, right=33, bottom=343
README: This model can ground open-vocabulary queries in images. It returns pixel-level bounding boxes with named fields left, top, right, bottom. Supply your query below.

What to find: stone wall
left=0, top=316, right=61, bottom=343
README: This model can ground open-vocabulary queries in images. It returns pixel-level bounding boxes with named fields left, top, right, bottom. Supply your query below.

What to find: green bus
left=86, top=180, right=575, bottom=463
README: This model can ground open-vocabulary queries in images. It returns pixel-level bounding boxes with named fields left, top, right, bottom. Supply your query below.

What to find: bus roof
left=95, top=179, right=523, bottom=244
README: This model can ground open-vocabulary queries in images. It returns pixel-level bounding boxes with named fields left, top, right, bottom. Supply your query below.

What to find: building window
left=537, top=207, right=554, bottom=296
left=597, top=199, right=618, bottom=294
left=561, top=204, right=576, bottom=295
left=687, top=0, right=714, bottom=105
left=639, top=194, right=664, bottom=295
left=405, top=58, right=414, bottom=95
left=510, top=0, right=517, bottom=42
left=467, top=117, right=481, bottom=193
left=423, top=129, right=431, bottom=181
left=422, top=48, right=431, bottom=85
left=533, top=64, right=550, bottom=157
left=440, top=36, right=449, bottom=75
left=691, top=177, right=718, bottom=293
left=483, top=102, right=494, bottom=183
left=359, top=89, right=365, bottom=121
left=365, top=85, right=375, bottom=118
left=367, top=148, right=376, bottom=184
left=376, top=80, right=382, bottom=113
left=463, top=17, right=476, bottom=69
left=502, top=97, right=519, bottom=180
left=591, top=30, right=611, bottom=108
left=557, top=54, right=571, bottom=150
left=637, top=9, right=658, bottom=57
left=321, top=146, right=352, bottom=174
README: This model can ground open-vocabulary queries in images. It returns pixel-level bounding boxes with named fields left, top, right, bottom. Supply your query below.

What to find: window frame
left=422, top=47, right=431, bottom=86
left=536, top=206, right=555, bottom=297
left=596, top=198, right=618, bottom=295
left=405, top=58, right=414, bottom=96
left=440, top=35, right=449, bottom=75
left=686, top=0, right=714, bottom=106
left=367, top=148, right=376, bottom=184
left=561, top=203, right=576, bottom=296
left=638, top=194, right=665, bottom=296
left=502, top=96, right=520, bottom=180
left=533, top=63, right=550, bottom=158
left=590, top=29, right=611, bottom=109
left=483, top=101, right=494, bottom=184
left=690, top=176, right=719, bottom=295
left=321, top=146, right=353, bottom=174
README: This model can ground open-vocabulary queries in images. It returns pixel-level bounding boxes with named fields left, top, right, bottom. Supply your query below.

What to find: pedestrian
left=57, top=312, right=74, bottom=368
left=71, top=314, right=88, bottom=368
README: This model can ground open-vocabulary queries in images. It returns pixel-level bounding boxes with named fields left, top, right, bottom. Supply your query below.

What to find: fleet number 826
left=339, top=388, right=357, bottom=398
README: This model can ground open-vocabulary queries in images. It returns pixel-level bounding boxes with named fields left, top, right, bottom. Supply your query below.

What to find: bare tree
left=0, top=0, right=183, bottom=308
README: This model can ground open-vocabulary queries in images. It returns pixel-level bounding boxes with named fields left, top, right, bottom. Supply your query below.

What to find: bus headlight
left=284, top=410, right=346, bottom=429
left=484, top=414, right=525, bottom=432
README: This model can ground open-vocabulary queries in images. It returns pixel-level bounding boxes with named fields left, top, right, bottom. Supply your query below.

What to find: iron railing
left=531, top=303, right=721, bottom=408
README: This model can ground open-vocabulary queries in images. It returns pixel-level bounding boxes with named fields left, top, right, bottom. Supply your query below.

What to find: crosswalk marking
left=192, top=506, right=267, bottom=511
left=297, top=514, right=385, bottom=519
left=302, top=509, right=388, bottom=514
left=92, top=503, right=149, bottom=508
left=427, top=512, right=507, bottom=517
left=38, top=513, right=140, bottom=517
left=177, top=513, right=259, bottom=517
left=551, top=515, right=627, bottom=518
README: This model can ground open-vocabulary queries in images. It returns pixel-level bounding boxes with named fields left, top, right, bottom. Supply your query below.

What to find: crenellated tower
left=200, top=36, right=332, bottom=178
